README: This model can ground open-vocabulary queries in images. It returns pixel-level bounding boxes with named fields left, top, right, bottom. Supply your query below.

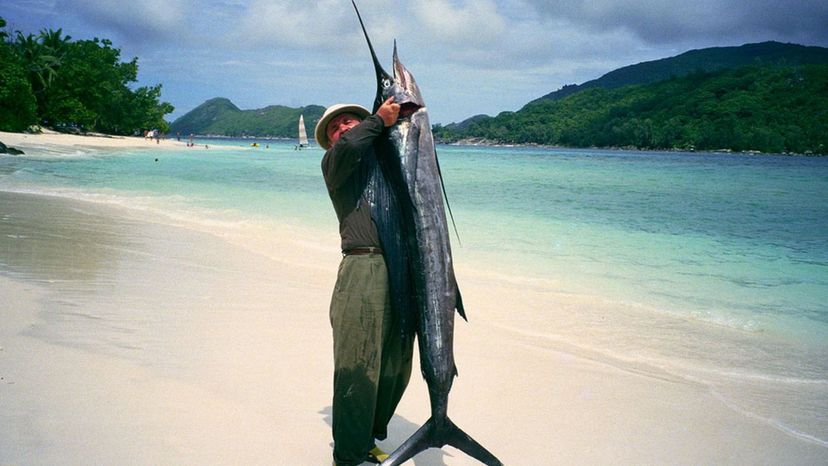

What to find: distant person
left=316, top=97, right=413, bottom=466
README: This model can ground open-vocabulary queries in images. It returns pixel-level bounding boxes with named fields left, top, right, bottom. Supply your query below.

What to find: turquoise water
left=443, top=146, right=828, bottom=339
left=2, top=141, right=826, bottom=339
left=2, top=139, right=827, bottom=445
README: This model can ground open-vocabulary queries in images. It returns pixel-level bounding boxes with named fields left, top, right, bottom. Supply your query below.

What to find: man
left=316, top=97, right=414, bottom=466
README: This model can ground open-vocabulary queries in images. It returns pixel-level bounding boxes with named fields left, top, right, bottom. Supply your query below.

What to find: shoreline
left=0, top=129, right=202, bottom=153
left=442, top=137, right=826, bottom=156
left=5, top=129, right=821, bottom=157
left=1, top=189, right=826, bottom=464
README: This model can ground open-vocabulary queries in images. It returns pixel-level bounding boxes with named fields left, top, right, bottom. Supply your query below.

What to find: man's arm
left=322, top=98, right=401, bottom=190
left=322, top=114, right=385, bottom=190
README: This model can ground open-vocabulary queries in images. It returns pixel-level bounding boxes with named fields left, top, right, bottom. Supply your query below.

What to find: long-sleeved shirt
left=321, top=114, right=386, bottom=252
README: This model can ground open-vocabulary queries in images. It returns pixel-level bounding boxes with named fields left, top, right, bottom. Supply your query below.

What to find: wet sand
left=1, top=190, right=826, bottom=465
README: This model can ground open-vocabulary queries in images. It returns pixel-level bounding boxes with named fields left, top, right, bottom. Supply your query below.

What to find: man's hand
left=376, top=97, right=400, bottom=127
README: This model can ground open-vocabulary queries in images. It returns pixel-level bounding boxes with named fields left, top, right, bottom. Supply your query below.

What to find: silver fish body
left=352, top=2, right=501, bottom=464
left=387, top=48, right=460, bottom=415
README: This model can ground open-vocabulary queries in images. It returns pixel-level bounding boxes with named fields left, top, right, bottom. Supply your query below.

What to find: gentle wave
left=709, top=389, right=828, bottom=448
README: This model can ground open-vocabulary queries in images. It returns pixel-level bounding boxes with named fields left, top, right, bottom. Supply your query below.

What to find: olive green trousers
left=330, top=254, right=414, bottom=466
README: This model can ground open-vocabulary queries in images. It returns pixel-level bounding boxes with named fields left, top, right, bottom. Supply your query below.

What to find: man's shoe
left=367, top=446, right=389, bottom=463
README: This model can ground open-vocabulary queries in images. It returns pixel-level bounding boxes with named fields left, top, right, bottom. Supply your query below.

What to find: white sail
left=298, top=114, right=309, bottom=147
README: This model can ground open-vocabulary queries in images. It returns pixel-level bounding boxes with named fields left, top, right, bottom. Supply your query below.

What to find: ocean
left=1, top=138, right=826, bottom=447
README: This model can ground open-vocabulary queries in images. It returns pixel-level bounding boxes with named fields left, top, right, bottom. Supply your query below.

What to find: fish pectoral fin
left=456, top=288, right=468, bottom=321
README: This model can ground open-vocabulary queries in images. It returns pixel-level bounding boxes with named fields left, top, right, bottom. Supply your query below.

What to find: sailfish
left=351, top=2, right=503, bottom=465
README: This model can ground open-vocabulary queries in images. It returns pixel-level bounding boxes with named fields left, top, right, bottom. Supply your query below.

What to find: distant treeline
left=434, top=64, right=828, bottom=154
left=0, top=17, right=173, bottom=135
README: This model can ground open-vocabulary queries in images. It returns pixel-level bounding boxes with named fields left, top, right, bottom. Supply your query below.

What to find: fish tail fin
left=380, top=420, right=432, bottom=465
left=444, top=418, right=503, bottom=466
left=381, top=417, right=502, bottom=466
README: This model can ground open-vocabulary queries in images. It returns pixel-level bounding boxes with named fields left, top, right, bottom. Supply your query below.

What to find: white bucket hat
left=314, top=103, right=371, bottom=150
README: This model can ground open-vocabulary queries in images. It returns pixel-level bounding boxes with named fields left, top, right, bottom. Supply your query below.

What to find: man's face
left=326, top=113, right=362, bottom=147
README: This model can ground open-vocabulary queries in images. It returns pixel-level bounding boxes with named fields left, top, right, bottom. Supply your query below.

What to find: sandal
left=367, top=446, right=389, bottom=463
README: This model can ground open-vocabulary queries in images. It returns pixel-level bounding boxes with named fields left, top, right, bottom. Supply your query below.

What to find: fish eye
left=382, top=79, right=391, bottom=89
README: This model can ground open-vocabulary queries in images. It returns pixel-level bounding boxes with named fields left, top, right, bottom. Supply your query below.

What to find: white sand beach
left=1, top=133, right=826, bottom=465
left=1, top=129, right=196, bottom=152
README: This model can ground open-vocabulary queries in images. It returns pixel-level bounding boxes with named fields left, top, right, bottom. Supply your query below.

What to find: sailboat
left=296, top=114, right=309, bottom=150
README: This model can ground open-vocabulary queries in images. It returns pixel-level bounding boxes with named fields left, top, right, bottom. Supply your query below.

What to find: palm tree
left=14, top=28, right=71, bottom=90
left=38, top=29, right=71, bottom=90
left=15, top=32, right=55, bottom=90
left=39, top=28, right=71, bottom=52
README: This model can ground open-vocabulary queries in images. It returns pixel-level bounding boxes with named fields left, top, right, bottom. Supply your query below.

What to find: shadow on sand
left=320, top=406, right=452, bottom=466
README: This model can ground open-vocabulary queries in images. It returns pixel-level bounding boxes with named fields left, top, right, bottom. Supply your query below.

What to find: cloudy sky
left=4, top=0, right=828, bottom=124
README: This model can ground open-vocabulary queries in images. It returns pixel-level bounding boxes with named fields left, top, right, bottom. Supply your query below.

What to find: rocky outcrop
left=0, top=141, right=25, bottom=155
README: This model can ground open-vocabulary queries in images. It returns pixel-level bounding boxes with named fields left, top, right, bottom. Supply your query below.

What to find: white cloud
left=233, top=0, right=401, bottom=55
left=412, top=0, right=505, bottom=44
left=519, top=0, right=828, bottom=45
left=65, top=0, right=187, bottom=41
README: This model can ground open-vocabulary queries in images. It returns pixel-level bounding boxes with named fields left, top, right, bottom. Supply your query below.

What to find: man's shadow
left=320, top=406, right=450, bottom=466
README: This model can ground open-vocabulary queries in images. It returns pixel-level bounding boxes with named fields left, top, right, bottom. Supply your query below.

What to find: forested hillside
left=529, top=41, right=828, bottom=104
left=434, top=64, right=828, bottom=154
left=169, top=98, right=324, bottom=138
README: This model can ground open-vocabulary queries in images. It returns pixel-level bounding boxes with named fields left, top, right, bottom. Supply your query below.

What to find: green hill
left=528, top=41, right=828, bottom=105
left=434, top=64, right=828, bottom=154
left=169, top=98, right=325, bottom=138
left=434, top=42, right=828, bottom=154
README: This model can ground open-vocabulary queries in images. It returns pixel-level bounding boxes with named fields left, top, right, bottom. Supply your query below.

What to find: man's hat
left=314, top=103, right=371, bottom=150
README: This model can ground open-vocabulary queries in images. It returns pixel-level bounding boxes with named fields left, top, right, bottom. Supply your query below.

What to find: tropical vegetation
left=0, top=17, right=173, bottom=134
left=433, top=64, right=828, bottom=154
left=527, top=41, right=828, bottom=105
left=434, top=42, right=828, bottom=154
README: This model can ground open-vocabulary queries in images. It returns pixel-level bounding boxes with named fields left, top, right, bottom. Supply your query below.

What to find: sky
left=4, top=0, right=828, bottom=125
